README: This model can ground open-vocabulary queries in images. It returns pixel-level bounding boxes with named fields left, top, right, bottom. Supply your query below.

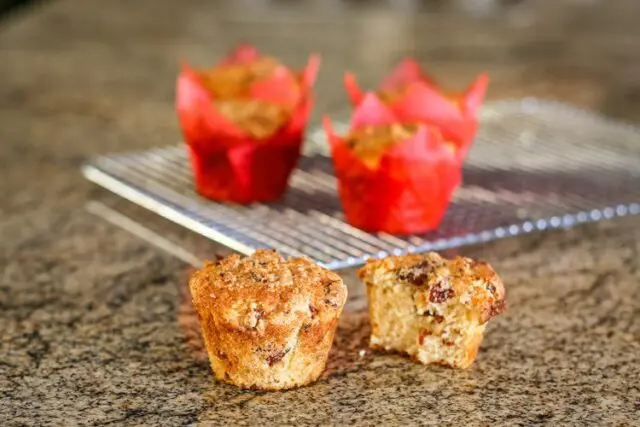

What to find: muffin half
left=359, top=252, right=505, bottom=369
left=189, top=249, right=347, bottom=390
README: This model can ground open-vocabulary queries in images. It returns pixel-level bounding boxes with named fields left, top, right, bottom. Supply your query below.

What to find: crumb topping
left=189, top=249, right=347, bottom=331
left=216, top=99, right=292, bottom=139
left=345, top=124, right=418, bottom=168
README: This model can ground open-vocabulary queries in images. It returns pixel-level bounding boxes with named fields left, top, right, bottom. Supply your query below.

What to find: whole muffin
left=359, top=252, right=505, bottom=369
left=176, top=44, right=320, bottom=203
left=324, top=94, right=462, bottom=234
left=189, top=249, right=347, bottom=390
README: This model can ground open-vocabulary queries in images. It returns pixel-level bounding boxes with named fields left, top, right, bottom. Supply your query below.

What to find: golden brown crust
left=189, top=249, right=347, bottom=390
left=359, top=252, right=505, bottom=369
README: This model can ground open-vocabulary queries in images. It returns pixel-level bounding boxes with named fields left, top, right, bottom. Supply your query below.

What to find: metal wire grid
left=83, top=99, right=640, bottom=270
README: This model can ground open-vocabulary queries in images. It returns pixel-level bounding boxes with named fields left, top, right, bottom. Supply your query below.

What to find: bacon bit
left=418, top=329, right=432, bottom=345
left=323, top=280, right=342, bottom=307
left=421, top=310, right=444, bottom=323
left=490, top=299, right=506, bottom=317
left=309, top=304, right=319, bottom=317
left=266, top=348, right=290, bottom=366
left=429, top=283, right=455, bottom=303
left=324, top=299, right=339, bottom=308
left=398, top=261, right=430, bottom=285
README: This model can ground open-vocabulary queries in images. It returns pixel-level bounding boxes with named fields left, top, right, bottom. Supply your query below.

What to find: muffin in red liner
left=344, top=59, right=488, bottom=161
left=176, top=44, right=320, bottom=203
left=324, top=93, right=462, bottom=235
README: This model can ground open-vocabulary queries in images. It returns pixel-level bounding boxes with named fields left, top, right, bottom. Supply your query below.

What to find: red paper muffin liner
left=325, top=94, right=462, bottom=235
left=176, top=45, right=320, bottom=203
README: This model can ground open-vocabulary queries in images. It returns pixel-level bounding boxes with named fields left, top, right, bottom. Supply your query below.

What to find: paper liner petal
left=249, top=65, right=301, bottom=106
left=344, top=72, right=365, bottom=106
left=219, top=43, right=260, bottom=65
left=380, top=58, right=435, bottom=90
left=350, top=93, right=398, bottom=129
left=461, top=73, right=489, bottom=115
left=302, top=54, right=321, bottom=89
left=284, top=94, right=314, bottom=137
left=391, top=82, right=460, bottom=126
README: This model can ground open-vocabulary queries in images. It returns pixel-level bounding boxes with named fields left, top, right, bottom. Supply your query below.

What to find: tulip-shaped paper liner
left=176, top=45, right=321, bottom=203
left=344, top=59, right=488, bottom=161
left=325, top=93, right=462, bottom=235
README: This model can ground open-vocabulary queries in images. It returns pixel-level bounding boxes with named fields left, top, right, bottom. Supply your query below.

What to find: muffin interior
left=359, top=253, right=505, bottom=368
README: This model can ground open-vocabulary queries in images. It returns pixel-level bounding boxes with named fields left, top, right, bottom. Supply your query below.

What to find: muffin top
left=189, top=250, right=347, bottom=332
left=200, top=56, right=284, bottom=100
left=215, top=99, right=292, bottom=139
left=198, top=57, right=296, bottom=139
left=359, top=252, right=505, bottom=324
left=345, top=124, right=418, bottom=168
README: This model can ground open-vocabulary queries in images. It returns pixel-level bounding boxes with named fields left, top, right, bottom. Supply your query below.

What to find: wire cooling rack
left=83, top=99, right=640, bottom=269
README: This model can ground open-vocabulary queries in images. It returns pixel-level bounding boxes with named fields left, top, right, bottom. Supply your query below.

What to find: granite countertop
left=1, top=0, right=639, bottom=425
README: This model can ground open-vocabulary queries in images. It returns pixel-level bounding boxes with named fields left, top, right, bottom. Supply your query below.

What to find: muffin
left=176, top=44, right=320, bottom=203
left=358, top=252, right=505, bottom=369
left=344, top=58, right=488, bottom=161
left=324, top=93, right=461, bottom=234
left=188, top=249, right=347, bottom=390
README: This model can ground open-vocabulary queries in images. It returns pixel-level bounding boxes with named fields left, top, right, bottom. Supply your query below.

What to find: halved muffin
left=189, top=249, right=347, bottom=390
left=359, top=252, right=505, bottom=369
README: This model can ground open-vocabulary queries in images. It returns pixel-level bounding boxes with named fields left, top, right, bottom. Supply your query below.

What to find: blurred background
left=3, top=0, right=640, bottom=122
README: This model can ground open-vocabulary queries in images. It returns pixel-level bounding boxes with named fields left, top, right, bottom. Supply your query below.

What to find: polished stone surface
left=1, top=0, right=639, bottom=425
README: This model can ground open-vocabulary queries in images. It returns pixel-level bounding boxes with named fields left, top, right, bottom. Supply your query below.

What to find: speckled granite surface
left=1, top=0, right=640, bottom=425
